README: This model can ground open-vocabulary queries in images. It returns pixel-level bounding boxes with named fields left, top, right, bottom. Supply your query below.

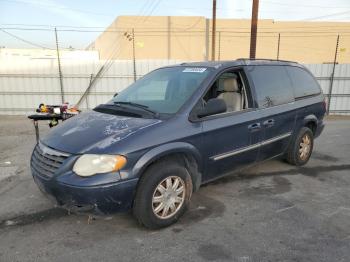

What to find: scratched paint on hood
left=61, top=111, right=132, bottom=137
left=95, top=120, right=161, bottom=150
left=41, top=110, right=162, bottom=154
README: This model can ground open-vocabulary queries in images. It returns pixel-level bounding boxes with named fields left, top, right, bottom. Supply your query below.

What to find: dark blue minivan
left=31, top=59, right=326, bottom=228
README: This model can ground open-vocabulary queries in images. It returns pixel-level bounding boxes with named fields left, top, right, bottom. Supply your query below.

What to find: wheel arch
left=132, top=142, right=203, bottom=191
left=303, top=114, right=318, bottom=135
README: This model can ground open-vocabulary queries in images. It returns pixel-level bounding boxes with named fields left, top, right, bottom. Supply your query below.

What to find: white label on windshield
left=183, top=67, right=207, bottom=73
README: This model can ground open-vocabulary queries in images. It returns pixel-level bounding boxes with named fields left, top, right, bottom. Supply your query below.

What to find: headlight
left=73, top=154, right=127, bottom=177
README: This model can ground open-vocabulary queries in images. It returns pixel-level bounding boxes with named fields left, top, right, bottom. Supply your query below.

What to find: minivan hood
left=41, top=110, right=162, bottom=154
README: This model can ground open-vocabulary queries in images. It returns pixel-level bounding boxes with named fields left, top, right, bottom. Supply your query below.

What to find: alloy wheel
left=299, top=134, right=311, bottom=160
left=152, top=176, right=185, bottom=219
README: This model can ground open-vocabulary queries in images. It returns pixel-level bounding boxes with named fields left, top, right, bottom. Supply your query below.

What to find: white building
left=0, top=48, right=99, bottom=61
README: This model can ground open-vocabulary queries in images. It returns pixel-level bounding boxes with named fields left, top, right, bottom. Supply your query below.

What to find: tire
left=286, top=127, right=314, bottom=166
left=133, top=159, right=193, bottom=229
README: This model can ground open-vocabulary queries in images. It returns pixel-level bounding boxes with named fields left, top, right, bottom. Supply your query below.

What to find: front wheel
left=286, top=127, right=314, bottom=166
left=133, top=159, right=193, bottom=229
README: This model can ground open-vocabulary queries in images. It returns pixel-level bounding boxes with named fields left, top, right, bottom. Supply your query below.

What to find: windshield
left=109, top=66, right=212, bottom=115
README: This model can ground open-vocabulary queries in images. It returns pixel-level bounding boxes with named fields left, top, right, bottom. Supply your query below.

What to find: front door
left=198, top=69, right=263, bottom=182
left=202, top=110, right=262, bottom=181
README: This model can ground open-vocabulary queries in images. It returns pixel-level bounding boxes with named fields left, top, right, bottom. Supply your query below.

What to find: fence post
left=54, top=27, right=64, bottom=104
left=327, top=34, right=340, bottom=115
left=277, top=33, right=281, bottom=60
left=205, top=19, right=209, bottom=61
left=85, top=74, right=93, bottom=109
left=218, top=31, right=221, bottom=61
left=167, top=16, right=171, bottom=60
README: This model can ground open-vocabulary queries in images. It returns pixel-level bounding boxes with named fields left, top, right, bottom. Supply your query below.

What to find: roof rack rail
left=236, top=58, right=297, bottom=63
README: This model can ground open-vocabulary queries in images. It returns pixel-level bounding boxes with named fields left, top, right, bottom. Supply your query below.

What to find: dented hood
left=41, top=110, right=162, bottom=154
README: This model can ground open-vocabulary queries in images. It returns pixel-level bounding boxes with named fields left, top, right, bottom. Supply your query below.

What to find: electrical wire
left=303, top=10, right=350, bottom=21
left=0, top=0, right=115, bottom=17
left=2, top=27, right=350, bottom=34
left=74, top=0, right=160, bottom=106
left=3, top=21, right=350, bottom=32
left=75, top=33, right=124, bottom=107
left=261, top=0, right=350, bottom=9
left=132, top=0, right=155, bottom=25
left=0, top=23, right=113, bottom=29
left=0, top=28, right=53, bottom=49
left=143, top=0, right=162, bottom=22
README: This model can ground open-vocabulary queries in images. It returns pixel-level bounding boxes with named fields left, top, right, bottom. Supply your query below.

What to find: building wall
left=91, top=16, right=350, bottom=63
left=0, top=48, right=99, bottom=61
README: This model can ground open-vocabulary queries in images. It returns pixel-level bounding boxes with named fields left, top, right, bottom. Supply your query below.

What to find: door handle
left=263, top=119, right=275, bottom=127
left=248, top=122, right=261, bottom=132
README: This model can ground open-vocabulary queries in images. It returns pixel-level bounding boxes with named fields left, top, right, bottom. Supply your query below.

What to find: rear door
left=246, top=65, right=297, bottom=160
left=285, top=66, right=326, bottom=132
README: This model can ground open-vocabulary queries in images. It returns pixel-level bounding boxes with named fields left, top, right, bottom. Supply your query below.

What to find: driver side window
left=202, top=70, right=251, bottom=114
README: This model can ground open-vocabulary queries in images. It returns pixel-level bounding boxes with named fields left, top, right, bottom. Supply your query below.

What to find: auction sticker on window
left=182, top=67, right=207, bottom=73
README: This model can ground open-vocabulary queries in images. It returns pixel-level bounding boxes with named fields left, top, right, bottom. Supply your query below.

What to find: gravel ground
left=0, top=115, right=349, bottom=262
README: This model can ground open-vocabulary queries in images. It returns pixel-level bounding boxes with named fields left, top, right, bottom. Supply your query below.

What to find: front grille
left=31, top=142, right=70, bottom=180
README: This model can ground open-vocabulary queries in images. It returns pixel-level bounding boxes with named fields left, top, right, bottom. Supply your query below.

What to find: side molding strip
left=260, top=132, right=292, bottom=146
left=210, top=132, right=292, bottom=161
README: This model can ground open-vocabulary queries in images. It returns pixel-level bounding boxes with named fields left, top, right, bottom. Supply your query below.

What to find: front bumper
left=32, top=171, right=138, bottom=214
left=31, top=142, right=139, bottom=214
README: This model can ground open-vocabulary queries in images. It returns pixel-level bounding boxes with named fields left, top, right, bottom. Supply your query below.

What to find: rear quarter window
left=248, top=65, right=294, bottom=108
left=286, top=66, right=321, bottom=98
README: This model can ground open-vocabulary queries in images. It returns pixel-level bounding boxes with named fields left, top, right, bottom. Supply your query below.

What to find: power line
left=0, top=28, right=53, bottom=49
left=138, top=0, right=154, bottom=17
left=2, top=21, right=350, bottom=32
left=3, top=27, right=350, bottom=34
left=0, top=23, right=111, bottom=29
left=0, top=0, right=114, bottom=17
left=303, top=10, right=350, bottom=21
left=133, top=0, right=155, bottom=25
left=262, top=0, right=350, bottom=9
left=143, top=0, right=162, bottom=22
left=77, top=12, right=150, bottom=99
left=182, top=17, right=203, bottom=31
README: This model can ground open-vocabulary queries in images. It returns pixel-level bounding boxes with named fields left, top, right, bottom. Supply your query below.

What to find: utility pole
left=123, top=30, right=137, bottom=82
left=55, top=27, right=64, bottom=104
left=249, top=0, right=259, bottom=59
left=327, top=34, right=340, bottom=115
left=211, top=0, right=217, bottom=61
left=132, top=28, right=136, bottom=82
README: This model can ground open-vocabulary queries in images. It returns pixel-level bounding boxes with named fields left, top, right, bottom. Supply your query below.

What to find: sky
left=0, top=0, right=350, bottom=49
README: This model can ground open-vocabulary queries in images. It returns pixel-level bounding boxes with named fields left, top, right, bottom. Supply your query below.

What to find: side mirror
left=197, top=98, right=227, bottom=118
left=113, top=92, right=118, bottom=97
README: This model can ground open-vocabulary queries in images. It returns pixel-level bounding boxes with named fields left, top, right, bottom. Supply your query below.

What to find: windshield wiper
left=113, top=101, right=159, bottom=117
left=94, top=104, right=142, bottom=117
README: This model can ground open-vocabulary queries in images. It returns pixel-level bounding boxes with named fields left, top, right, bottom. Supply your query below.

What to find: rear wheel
left=133, top=159, right=193, bottom=229
left=286, top=127, right=314, bottom=166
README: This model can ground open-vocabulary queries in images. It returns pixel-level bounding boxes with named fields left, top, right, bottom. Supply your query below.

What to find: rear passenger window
left=249, top=66, right=294, bottom=108
left=286, top=66, right=321, bottom=98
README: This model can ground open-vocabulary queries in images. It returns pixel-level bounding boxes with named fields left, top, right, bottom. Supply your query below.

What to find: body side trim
left=210, top=132, right=292, bottom=161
